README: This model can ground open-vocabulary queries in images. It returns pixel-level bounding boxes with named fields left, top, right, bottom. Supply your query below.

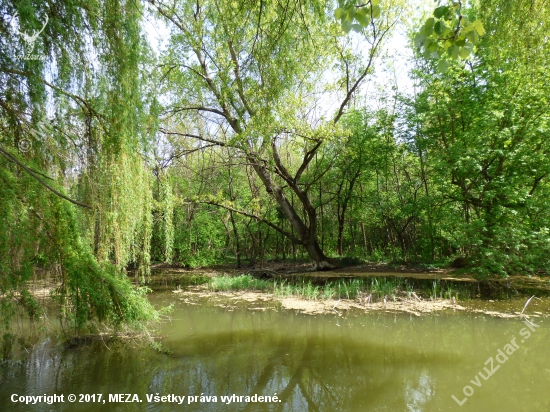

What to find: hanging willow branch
left=0, top=146, right=92, bottom=209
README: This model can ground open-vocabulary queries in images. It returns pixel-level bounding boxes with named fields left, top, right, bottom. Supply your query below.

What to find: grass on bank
left=208, top=274, right=272, bottom=291
left=205, top=274, right=472, bottom=302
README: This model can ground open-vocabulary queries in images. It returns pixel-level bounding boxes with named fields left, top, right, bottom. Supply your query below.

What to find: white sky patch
left=142, top=8, right=170, bottom=56
left=360, top=0, right=433, bottom=110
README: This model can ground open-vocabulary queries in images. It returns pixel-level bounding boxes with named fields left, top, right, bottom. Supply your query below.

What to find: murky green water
left=1, top=294, right=549, bottom=411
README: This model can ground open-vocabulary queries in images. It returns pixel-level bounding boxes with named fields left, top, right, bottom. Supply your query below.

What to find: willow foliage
left=0, top=0, right=158, bottom=335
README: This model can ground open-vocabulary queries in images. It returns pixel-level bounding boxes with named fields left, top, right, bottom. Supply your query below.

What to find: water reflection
left=405, top=370, right=435, bottom=412
left=153, top=306, right=456, bottom=412
left=1, top=296, right=549, bottom=411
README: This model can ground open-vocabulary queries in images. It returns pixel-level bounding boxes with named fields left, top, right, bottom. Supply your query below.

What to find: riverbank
left=148, top=261, right=550, bottom=291
left=163, top=269, right=550, bottom=319
left=173, top=284, right=464, bottom=317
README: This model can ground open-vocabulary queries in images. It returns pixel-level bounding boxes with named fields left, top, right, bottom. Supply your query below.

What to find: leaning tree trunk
left=304, top=237, right=333, bottom=270
left=250, top=156, right=336, bottom=270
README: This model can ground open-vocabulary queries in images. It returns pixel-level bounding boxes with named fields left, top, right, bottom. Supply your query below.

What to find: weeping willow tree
left=0, top=0, right=159, bottom=340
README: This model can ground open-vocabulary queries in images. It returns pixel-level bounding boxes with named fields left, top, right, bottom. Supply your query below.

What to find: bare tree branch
left=199, top=199, right=303, bottom=245
left=159, top=128, right=227, bottom=147
left=165, top=106, right=228, bottom=119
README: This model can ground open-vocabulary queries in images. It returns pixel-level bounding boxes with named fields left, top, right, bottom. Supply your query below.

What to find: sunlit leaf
left=447, top=43, right=459, bottom=59
left=423, top=47, right=432, bottom=59
left=357, top=7, right=368, bottom=17
left=473, top=20, right=485, bottom=36
left=356, top=14, right=370, bottom=27
left=463, top=22, right=475, bottom=33
left=467, top=30, right=479, bottom=44
left=423, top=18, right=435, bottom=35
left=459, top=44, right=473, bottom=59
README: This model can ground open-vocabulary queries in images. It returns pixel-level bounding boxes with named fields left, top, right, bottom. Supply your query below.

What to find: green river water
left=1, top=293, right=549, bottom=411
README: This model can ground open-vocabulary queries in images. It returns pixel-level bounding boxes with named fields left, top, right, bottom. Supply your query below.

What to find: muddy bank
left=147, top=263, right=550, bottom=318
left=173, top=285, right=462, bottom=316
left=171, top=284, right=550, bottom=319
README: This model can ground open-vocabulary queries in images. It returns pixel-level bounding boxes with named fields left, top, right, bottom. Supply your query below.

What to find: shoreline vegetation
left=160, top=264, right=550, bottom=318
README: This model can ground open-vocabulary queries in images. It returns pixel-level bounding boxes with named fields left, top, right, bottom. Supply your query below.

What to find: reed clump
left=204, top=274, right=473, bottom=302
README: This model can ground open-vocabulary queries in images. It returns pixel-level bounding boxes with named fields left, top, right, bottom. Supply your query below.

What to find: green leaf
left=423, top=37, right=432, bottom=48
left=442, top=26, right=453, bottom=37
left=356, top=13, right=370, bottom=27
left=447, top=43, right=459, bottom=59
left=372, top=5, right=381, bottom=19
left=414, top=33, right=425, bottom=48
left=334, top=8, right=344, bottom=19
left=371, top=0, right=380, bottom=6
left=455, top=37, right=466, bottom=47
left=433, top=6, right=448, bottom=19
left=352, top=23, right=363, bottom=33
left=467, top=30, right=479, bottom=44
left=458, top=47, right=470, bottom=59
left=423, top=47, right=432, bottom=59
left=459, top=44, right=473, bottom=59
left=473, top=20, right=485, bottom=36
left=463, top=22, right=475, bottom=33
left=346, top=8, right=356, bottom=21
left=423, top=18, right=435, bottom=35
left=437, top=60, right=450, bottom=72
left=342, top=20, right=352, bottom=33
left=434, top=20, right=446, bottom=35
